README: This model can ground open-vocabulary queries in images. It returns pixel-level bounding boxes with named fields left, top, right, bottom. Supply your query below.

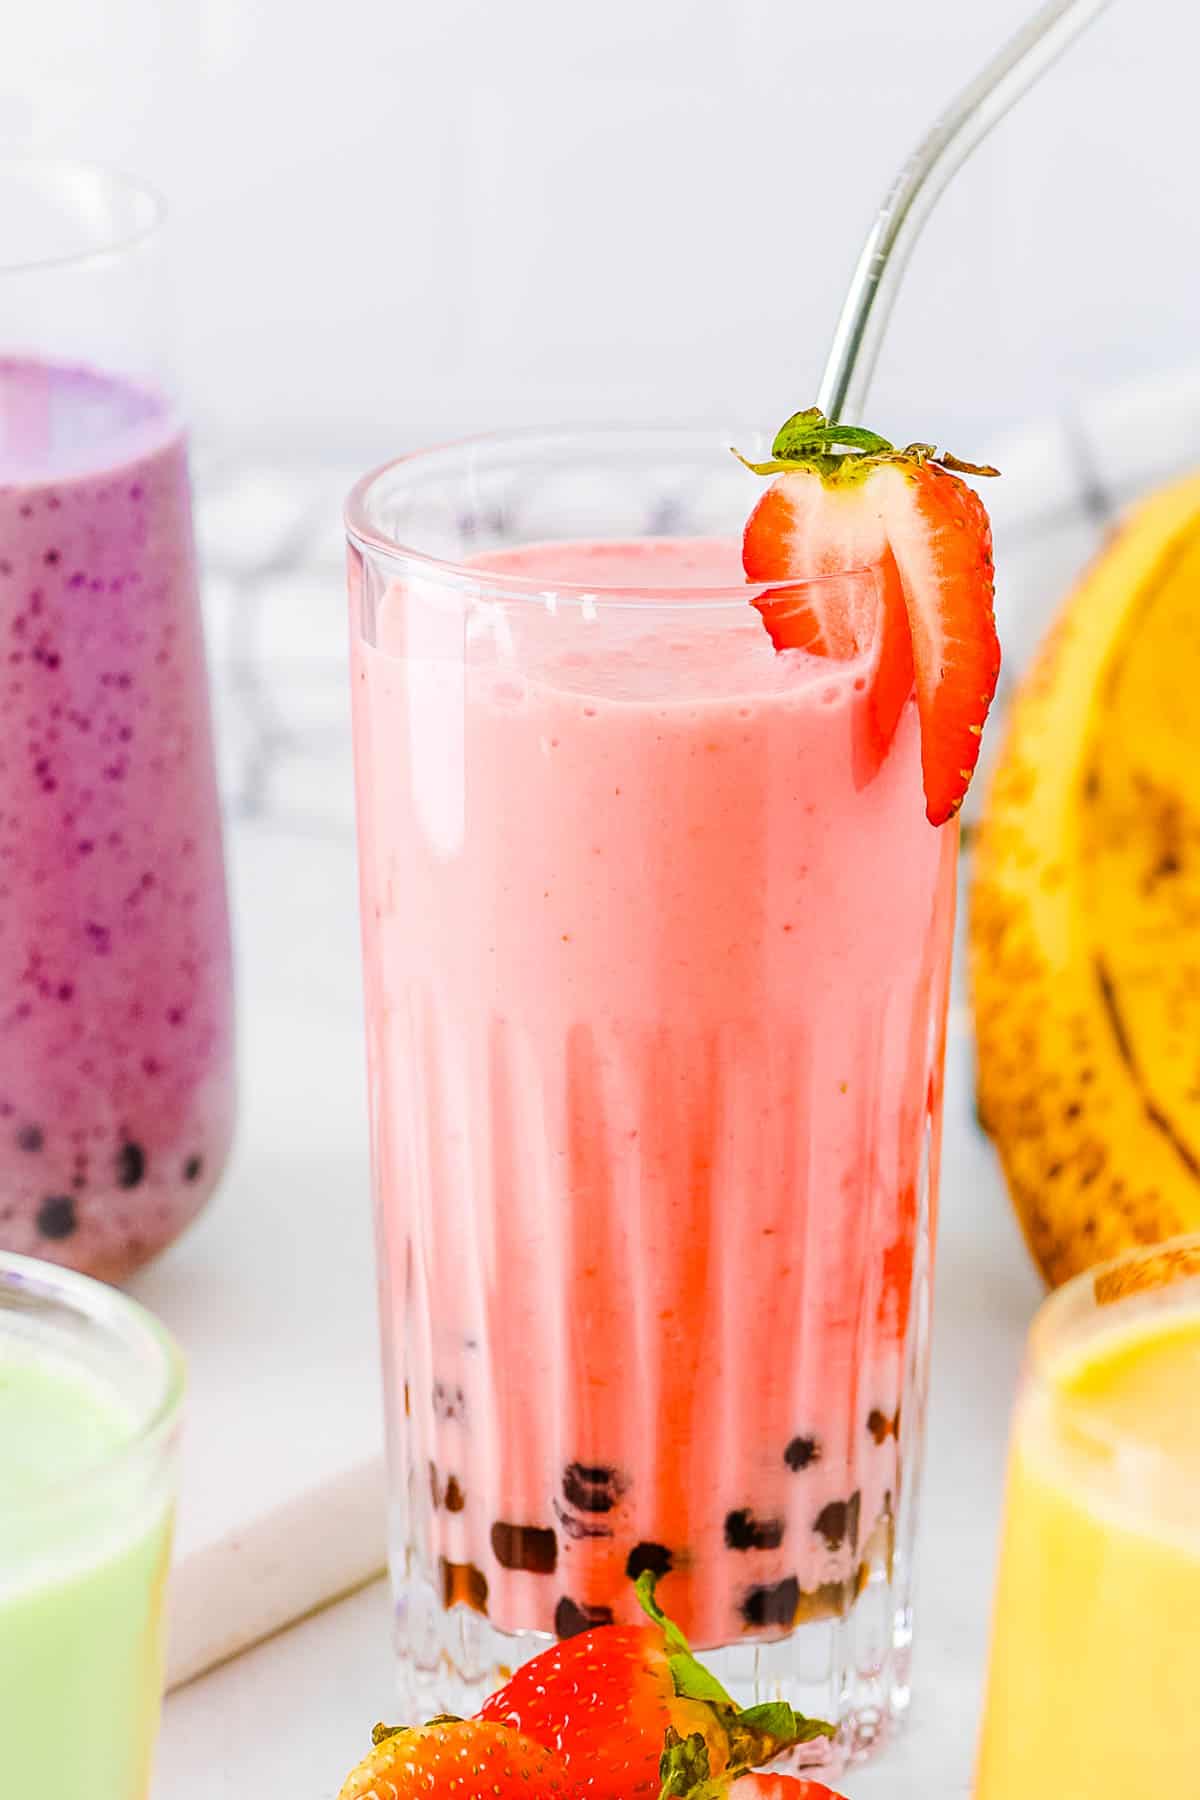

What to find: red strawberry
left=731, top=1777, right=846, bottom=1800
left=740, top=407, right=1000, bottom=825
left=659, top=1728, right=844, bottom=1800
left=479, top=1574, right=832, bottom=1800
left=337, top=1718, right=577, bottom=1800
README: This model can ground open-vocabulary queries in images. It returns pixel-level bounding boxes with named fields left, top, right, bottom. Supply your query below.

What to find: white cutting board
left=130, top=812, right=387, bottom=1689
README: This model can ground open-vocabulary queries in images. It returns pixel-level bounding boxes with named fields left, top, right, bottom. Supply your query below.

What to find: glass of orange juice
left=975, top=1236, right=1200, bottom=1795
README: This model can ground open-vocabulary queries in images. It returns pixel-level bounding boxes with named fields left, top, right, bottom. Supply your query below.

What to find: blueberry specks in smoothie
left=554, top=1596, right=613, bottom=1639
left=724, top=1509, right=786, bottom=1552
left=813, top=1492, right=862, bottom=1553
left=491, top=1521, right=558, bottom=1575
left=625, top=1542, right=674, bottom=1581
left=562, top=1462, right=627, bottom=1514
left=784, top=1435, right=821, bottom=1471
left=36, top=1195, right=77, bottom=1240
left=0, top=357, right=234, bottom=1281
left=740, top=1575, right=800, bottom=1630
left=115, top=1141, right=146, bottom=1189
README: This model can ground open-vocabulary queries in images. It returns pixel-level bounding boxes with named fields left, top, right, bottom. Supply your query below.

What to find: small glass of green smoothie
left=0, top=1250, right=184, bottom=1798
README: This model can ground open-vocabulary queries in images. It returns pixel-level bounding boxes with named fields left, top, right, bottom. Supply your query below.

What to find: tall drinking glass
left=0, top=1250, right=184, bottom=1798
left=346, top=428, right=958, bottom=1760
left=0, top=161, right=234, bottom=1280
left=976, top=1237, right=1200, bottom=1796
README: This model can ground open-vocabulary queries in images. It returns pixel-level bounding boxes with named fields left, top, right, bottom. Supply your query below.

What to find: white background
left=4, top=0, right=1195, bottom=463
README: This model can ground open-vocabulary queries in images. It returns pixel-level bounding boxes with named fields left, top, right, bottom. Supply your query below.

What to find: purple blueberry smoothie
left=0, top=356, right=234, bottom=1280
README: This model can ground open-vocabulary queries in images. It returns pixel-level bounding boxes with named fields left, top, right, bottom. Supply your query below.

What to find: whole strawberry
left=477, top=1574, right=831, bottom=1800
left=337, top=1718, right=578, bottom=1800
left=739, top=406, right=1000, bottom=825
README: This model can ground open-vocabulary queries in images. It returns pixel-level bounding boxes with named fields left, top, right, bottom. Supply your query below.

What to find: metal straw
left=817, top=0, right=1115, bottom=426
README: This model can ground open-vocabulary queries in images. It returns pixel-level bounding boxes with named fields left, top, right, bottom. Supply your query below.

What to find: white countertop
left=143, top=378, right=1199, bottom=1794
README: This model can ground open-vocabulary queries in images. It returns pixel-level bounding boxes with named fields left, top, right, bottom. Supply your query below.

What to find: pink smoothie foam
left=352, top=535, right=956, bottom=1648
left=0, top=358, right=234, bottom=1280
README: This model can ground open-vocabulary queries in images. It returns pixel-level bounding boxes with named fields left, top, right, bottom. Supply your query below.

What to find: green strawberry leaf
left=667, top=1649, right=737, bottom=1709
left=636, top=1571, right=736, bottom=1707
left=771, top=409, right=894, bottom=462
left=733, top=407, right=999, bottom=487
left=635, top=1570, right=692, bottom=1657
left=659, top=1730, right=724, bottom=1800
left=936, top=449, right=1001, bottom=477
left=726, top=1701, right=836, bottom=1770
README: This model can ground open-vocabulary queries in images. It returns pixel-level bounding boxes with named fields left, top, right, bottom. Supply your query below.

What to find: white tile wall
left=5, top=0, right=1197, bottom=461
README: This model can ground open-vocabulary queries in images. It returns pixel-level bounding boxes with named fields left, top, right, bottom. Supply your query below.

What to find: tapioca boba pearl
left=36, top=1195, right=77, bottom=1240
left=812, top=1492, right=861, bottom=1554
left=183, top=1154, right=204, bottom=1182
left=783, top=1435, right=820, bottom=1472
left=561, top=1462, right=627, bottom=1515
left=739, top=1575, right=800, bottom=1630
left=439, top=1558, right=488, bottom=1615
left=491, top=1521, right=558, bottom=1576
left=724, top=1509, right=786, bottom=1552
left=554, top=1596, right=613, bottom=1640
left=625, top=1542, right=673, bottom=1581
left=552, top=1501, right=612, bottom=1541
left=15, top=1124, right=44, bottom=1153
left=866, top=1408, right=898, bottom=1444
left=443, top=1475, right=465, bottom=1514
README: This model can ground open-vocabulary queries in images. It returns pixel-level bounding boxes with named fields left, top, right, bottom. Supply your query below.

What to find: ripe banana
left=971, top=471, right=1200, bottom=1287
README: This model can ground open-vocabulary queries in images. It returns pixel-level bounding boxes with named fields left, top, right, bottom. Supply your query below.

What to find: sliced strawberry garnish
left=739, top=408, right=999, bottom=825
left=479, top=1575, right=832, bottom=1800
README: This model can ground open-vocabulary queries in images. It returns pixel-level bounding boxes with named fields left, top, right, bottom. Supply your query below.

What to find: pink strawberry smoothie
left=0, top=358, right=234, bottom=1280
left=352, top=535, right=957, bottom=1649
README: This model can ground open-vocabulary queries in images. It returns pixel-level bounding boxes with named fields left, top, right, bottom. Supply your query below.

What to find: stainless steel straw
left=817, top=0, right=1115, bottom=425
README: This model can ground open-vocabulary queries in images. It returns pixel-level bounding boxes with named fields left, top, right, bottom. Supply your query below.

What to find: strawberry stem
left=732, top=406, right=999, bottom=484
left=636, top=1574, right=835, bottom=1791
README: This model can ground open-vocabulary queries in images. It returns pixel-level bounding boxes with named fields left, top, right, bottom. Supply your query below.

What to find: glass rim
left=344, top=423, right=876, bottom=610
left=1026, top=1231, right=1200, bottom=1465
left=0, top=156, right=166, bottom=278
left=0, top=1250, right=185, bottom=1514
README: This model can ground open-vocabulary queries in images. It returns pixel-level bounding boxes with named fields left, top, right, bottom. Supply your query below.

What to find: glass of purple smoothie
left=0, top=160, right=234, bottom=1281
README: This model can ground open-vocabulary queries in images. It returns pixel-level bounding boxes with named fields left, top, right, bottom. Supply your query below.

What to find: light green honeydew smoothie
left=0, top=1347, right=173, bottom=1799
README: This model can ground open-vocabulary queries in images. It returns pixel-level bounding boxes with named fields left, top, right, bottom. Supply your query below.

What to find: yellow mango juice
left=977, top=1285, right=1200, bottom=1796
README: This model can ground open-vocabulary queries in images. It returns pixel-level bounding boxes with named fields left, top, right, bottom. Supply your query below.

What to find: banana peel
left=971, top=471, right=1200, bottom=1287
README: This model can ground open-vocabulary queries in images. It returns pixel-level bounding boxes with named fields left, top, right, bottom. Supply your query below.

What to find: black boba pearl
left=626, top=1542, right=674, bottom=1581
left=116, top=1141, right=146, bottom=1189
left=740, top=1575, right=800, bottom=1629
left=813, top=1492, right=861, bottom=1553
left=554, top=1596, right=614, bottom=1639
left=784, top=1435, right=820, bottom=1471
left=490, top=1521, right=558, bottom=1575
left=183, top=1154, right=203, bottom=1182
left=37, top=1195, right=77, bottom=1240
left=724, top=1508, right=786, bottom=1551
left=561, top=1462, right=627, bottom=1514
left=16, top=1124, right=44, bottom=1153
